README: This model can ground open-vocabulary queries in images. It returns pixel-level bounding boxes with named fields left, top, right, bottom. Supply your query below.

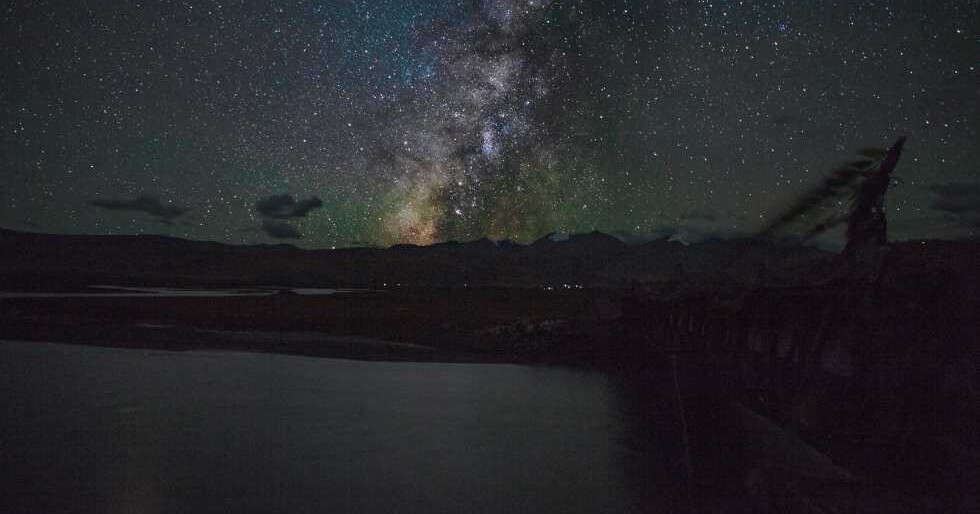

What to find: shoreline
left=0, top=286, right=599, bottom=366
left=0, top=321, right=514, bottom=364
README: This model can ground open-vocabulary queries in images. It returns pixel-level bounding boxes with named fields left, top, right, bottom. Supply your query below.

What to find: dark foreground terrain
left=0, top=286, right=597, bottom=362
left=2, top=228, right=978, bottom=512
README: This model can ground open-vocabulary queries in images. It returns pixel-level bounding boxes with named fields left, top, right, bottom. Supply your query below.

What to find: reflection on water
left=0, top=341, right=667, bottom=513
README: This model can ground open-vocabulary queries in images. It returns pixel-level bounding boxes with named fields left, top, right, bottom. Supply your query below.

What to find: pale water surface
left=0, top=341, right=664, bottom=513
left=0, top=286, right=361, bottom=298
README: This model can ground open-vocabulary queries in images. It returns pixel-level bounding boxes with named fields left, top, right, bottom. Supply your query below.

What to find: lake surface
left=0, top=341, right=668, bottom=513
left=0, top=286, right=363, bottom=298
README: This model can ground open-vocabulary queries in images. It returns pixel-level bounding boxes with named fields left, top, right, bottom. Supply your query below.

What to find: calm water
left=0, top=286, right=361, bottom=298
left=0, top=341, right=668, bottom=513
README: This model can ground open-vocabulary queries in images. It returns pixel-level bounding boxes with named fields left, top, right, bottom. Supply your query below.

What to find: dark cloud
left=261, top=219, right=302, bottom=239
left=89, top=195, right=189, bottom=221
left=681, top=208, right=721, bottom=223
left=930, top=182, right=980, bottom=228
left=255, top=194, right=323, bottom=219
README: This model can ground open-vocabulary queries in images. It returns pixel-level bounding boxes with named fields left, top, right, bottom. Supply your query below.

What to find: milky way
left=0, top=1, right=976, bottom=247
left=374, top=0, right=568, bottom=244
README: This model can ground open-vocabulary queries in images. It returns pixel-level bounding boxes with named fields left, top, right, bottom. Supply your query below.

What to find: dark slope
left=1, top=227, right=974, bottom=293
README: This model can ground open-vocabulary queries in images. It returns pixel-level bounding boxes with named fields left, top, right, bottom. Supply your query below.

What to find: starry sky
left=1, top=0, right=976, bottom=248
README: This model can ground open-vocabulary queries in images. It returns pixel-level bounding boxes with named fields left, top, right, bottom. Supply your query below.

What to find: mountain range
left=1, top=228, right=974, bottom=293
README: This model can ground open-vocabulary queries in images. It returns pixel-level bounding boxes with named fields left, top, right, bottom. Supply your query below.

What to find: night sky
left=1, top=0, right=976, bottom=248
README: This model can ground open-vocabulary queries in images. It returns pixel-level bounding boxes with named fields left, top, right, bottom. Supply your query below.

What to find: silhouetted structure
left=843, top=136, right=906, bottom=258
left=761, top=136, right=908, bottom=267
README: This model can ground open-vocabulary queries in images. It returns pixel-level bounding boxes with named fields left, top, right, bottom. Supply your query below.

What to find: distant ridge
left=1, top=227, right=975, bottom=293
